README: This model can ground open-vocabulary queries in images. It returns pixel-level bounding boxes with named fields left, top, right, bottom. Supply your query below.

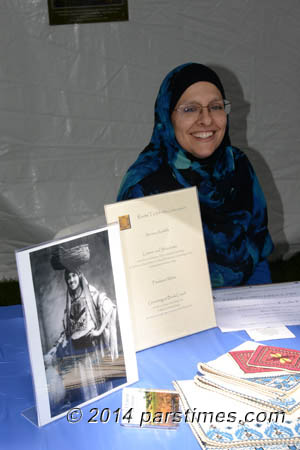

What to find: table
left=1, top=305, right=300, bottom=450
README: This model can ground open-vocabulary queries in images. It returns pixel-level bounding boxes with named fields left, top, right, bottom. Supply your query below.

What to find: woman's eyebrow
left=179, top=98, right=223, bottom=105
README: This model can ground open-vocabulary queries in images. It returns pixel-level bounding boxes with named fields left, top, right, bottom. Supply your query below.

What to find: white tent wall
left=0, top=0, right=299, bottom=279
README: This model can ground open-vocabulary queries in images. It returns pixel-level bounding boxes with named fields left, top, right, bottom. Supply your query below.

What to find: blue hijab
left=117, top=63, right=273, bottom=287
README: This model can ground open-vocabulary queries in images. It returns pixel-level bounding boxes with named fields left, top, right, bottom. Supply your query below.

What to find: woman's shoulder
left=121, top=162, right=181, bottom=199
left=88, top=284, right=100, bottom=297
left=230, top=145, right=248, bottom=160
left=229, top=146, right=255, bottom=172
left=141, top=163, right=180, bottom=191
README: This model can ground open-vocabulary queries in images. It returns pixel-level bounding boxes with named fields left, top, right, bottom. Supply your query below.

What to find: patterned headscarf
left=117, top=63, right=273, bottom=287
left=118, top=62, right=231, bottom=199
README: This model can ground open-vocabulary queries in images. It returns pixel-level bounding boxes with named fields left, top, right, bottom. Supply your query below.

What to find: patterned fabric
left=69, top=292, right=95, bottom=340
left=206, top=445, right=300, bottom=450
left=250, top=375, right=300, bottom=393
left=174, top=378, right=300, bottom=449
left=117, top=63, right=273, bottom=287
left=195, top=373, right=300, bottom=414
left=205, top=420, right=299, bottom=443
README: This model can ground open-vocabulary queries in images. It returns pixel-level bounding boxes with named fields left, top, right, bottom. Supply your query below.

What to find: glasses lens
left=176, top=101, right=231, bottom=117
left=224, top=101, right=231, bottom=114
left=178, top=104, right=199, bottom=114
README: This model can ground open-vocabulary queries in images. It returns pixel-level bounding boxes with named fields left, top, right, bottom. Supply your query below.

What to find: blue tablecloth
left=1, top=305, right=300, bottom=450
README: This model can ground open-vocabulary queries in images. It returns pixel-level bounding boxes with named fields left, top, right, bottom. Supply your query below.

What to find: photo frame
left=15, top=223, right=138, bottom=427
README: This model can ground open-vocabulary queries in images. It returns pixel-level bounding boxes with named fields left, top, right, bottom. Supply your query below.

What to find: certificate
left=105, top=187, right=216, bottom=351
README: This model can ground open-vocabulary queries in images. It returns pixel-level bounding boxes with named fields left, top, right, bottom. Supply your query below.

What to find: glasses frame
left=174, top=99, right=231, bottom=116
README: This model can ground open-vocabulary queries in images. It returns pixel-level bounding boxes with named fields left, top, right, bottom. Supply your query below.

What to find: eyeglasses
left=174, top=100, right=231, bottom=118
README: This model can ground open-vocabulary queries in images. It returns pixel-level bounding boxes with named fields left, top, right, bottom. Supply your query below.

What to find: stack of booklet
left=174, top=342, right=300, bottom=450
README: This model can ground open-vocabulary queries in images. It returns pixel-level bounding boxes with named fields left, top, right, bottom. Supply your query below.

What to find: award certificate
left=105, top=187, right=216, bottom=351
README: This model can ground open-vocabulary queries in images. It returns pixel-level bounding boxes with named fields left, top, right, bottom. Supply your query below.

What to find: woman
left=117, top=63, right=273, bottom=288
left=62, top=269, right=118, bottom=360
left=45, top=267, right=118, bottom=412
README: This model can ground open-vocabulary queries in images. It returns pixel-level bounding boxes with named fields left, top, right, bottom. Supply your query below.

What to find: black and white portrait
left=29, top=229, right=126, bottom=417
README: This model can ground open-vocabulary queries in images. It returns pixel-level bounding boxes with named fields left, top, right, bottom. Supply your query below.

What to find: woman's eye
left=210, top=104, right=224, bottom=111
left=183, top=105, right=198, bottom=113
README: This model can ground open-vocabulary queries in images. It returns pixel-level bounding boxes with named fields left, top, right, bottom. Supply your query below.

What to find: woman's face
left=171, top=81, right=227, bottom=159
left=66, top=272, right=80, bottom=291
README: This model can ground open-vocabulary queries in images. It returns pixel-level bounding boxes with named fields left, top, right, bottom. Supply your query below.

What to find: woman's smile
left=191, top=131, right=215, bottom=139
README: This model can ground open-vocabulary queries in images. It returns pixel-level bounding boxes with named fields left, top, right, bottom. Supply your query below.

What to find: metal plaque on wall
left=48, top=0, right=128, bottom=25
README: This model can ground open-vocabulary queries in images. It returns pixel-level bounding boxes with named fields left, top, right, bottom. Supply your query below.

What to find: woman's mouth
left=191, top=131, right=214, bottom=139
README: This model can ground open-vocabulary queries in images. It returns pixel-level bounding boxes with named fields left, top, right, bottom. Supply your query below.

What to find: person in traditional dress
left=62, top=269, right=118, bottom=361
left=45, top=264, right=118, bottom=411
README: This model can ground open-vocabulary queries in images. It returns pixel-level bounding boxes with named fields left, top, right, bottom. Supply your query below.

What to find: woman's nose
left=196, top=107, right=212, bottom=125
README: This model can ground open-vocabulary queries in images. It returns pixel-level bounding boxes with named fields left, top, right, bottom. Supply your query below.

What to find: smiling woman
left=171, top=82, right=228, bottom=159
left=116, top=63, right=274, bottom=288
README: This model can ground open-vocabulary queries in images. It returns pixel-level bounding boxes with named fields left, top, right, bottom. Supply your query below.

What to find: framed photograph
left=16, top=223, right=138, bottom=427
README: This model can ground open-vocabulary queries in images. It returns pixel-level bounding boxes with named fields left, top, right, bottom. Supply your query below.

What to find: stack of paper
left=174, top=342, right=300, bottom=450
left=213, top=282, right=300, bottom=332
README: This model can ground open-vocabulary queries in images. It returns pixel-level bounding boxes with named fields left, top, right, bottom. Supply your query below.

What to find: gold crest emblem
left=118, top=215, right=131, bottom=231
